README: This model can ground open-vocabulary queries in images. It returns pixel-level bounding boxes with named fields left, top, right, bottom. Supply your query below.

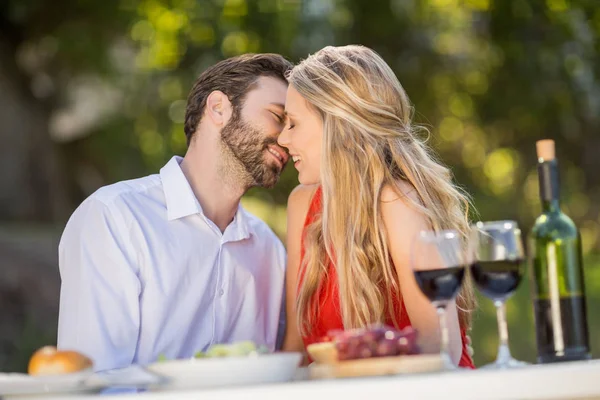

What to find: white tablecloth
left=6, top=359, right=600, bottom=400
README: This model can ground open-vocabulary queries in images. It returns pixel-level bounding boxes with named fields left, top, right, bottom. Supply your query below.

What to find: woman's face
left=278, top=85, right=324, bottom=185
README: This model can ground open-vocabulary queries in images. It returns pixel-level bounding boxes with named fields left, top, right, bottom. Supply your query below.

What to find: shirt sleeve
left=57, top=197, right=141, bottom=372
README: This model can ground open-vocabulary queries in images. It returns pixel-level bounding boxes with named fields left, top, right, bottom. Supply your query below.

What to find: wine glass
left=411, top=229, right=466, bottom=370
left=468, top=220, right=528, bottom=369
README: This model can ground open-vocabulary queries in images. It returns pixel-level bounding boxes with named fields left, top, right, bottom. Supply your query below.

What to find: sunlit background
left=0, top=0, right=598, bottom=372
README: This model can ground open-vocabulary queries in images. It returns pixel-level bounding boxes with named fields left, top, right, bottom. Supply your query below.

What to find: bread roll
left=28, top=346, right=93, bottom=376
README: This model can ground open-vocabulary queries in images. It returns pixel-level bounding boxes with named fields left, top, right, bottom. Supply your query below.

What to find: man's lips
left=267, top=145, right=289, bottom=165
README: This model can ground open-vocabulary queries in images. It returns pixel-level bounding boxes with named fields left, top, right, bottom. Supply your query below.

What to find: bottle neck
left=538, top=159, right=561, bottom=214
left=542, top=198, right=561, bottom=213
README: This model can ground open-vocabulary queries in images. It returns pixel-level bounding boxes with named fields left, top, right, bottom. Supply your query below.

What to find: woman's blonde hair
left=288, top=45, right=476, bottom=335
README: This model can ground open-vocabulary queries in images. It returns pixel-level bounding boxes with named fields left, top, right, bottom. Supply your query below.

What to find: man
left=57, top=53, right=293, bottom=372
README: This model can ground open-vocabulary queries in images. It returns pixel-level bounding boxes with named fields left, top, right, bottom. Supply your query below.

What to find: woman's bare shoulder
left=288, top=184, right=319, bottom=209
left=380, top=180, right=419, bottom=205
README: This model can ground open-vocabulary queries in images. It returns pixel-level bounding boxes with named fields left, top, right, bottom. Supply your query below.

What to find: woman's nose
left=277, top=128, right=290, bottom=147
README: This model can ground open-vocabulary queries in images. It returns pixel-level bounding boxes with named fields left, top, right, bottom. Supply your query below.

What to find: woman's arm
left=281, top=184, right=318, bottom=355
left=380, top=183, right=463, bottom=365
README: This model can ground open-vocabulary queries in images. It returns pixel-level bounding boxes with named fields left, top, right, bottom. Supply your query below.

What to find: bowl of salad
left=146, top=341, right=302, bottom=391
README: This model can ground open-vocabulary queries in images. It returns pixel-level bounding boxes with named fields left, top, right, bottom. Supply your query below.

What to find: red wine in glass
left=414, top=266, right=465, bottom=305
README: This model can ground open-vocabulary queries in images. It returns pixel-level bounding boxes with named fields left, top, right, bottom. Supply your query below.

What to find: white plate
left=0, top=369, right=100, bottom=397
left=0, top=365, right=167, bottom=397
left=146, top=352, right=302, bottom=391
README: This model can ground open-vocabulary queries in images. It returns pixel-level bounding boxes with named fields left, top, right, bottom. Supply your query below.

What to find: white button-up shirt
left=57, top=156, right=286, bottom=372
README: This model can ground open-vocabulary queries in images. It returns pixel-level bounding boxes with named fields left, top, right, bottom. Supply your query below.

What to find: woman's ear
left=205, top=90, right=233, bottom=127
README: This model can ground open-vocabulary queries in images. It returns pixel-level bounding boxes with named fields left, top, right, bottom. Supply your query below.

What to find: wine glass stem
left=436, top=306, right=452, bottom=365
left=494, top=300, right=512, bottom=364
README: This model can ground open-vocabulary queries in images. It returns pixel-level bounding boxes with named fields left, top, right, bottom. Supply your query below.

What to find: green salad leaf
left=156, top=341, right=270, bottom=362
left=194, top=341, right=270, bottom=358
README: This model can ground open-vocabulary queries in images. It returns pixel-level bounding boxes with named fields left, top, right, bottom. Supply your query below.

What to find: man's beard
left=220, top=111, right=283, bottom=189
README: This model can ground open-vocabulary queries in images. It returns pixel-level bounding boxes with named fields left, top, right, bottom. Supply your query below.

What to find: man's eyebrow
left=269, top=102, right=285, bottom=112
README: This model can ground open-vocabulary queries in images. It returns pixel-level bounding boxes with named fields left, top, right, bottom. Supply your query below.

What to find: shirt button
left=219, top=289, right=224, bottom=296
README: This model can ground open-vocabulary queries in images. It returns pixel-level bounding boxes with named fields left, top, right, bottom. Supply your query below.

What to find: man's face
left=220, top=76, right=289, bottom=189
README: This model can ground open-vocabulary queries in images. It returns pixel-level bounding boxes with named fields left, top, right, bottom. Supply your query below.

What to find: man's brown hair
left=184, top=53, right=293, bottom=145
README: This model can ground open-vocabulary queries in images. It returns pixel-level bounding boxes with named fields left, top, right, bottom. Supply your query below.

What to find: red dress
left=299, top=186, right=475, bottom=369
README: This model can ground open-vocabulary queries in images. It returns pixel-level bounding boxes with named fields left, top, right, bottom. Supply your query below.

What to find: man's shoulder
left=60, top=174, right=163, bottom=246
left=242, top=210, right=286, bottom=271
left=242, top=209, right=283, bottom=247
left=89, top=174, right=162, bottom=208
left=65, top=174, right=163, bottom=227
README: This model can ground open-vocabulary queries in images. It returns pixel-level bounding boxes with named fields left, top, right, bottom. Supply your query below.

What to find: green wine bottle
left=529, top=139, right=590, bottom=363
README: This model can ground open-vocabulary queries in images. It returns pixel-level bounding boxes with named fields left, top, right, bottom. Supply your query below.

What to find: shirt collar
left=160, top=156, right=202, bottom=221
left=228, top=205, right=252, bottom=242
left=159, top=156, right=254, bottom=241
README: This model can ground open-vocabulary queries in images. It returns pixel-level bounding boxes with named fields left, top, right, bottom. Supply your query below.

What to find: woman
left=278, top=45, right=476, bottom=368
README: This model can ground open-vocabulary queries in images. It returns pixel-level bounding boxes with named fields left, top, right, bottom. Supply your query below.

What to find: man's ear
left=205, top=90, right=233, bottom=127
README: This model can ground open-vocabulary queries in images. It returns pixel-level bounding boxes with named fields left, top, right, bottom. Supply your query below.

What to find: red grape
left=331, top=325, right=421, bottom=361
left=375, top=338, right=398, bottom=357
left=356, top=343, right=374, bottom=359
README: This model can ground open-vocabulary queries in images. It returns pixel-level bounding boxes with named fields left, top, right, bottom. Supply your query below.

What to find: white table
left=9, top=359, right=600, bottom=400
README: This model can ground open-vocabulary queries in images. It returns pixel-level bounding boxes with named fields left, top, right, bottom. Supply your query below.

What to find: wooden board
left=308, top=354, right=445, bottom=380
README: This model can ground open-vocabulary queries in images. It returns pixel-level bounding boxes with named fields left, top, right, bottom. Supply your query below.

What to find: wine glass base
left=440, top=353, right=461, bottom=372
left=480, top=357, right=529, bottom=370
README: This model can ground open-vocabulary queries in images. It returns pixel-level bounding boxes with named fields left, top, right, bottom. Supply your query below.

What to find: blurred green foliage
left=1, top=0, right=599, bottom=369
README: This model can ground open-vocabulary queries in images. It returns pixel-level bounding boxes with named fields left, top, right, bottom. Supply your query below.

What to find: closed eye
left=270, top=111, right=284, bottom=124
left=286, top=118, right=295, bottom=130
